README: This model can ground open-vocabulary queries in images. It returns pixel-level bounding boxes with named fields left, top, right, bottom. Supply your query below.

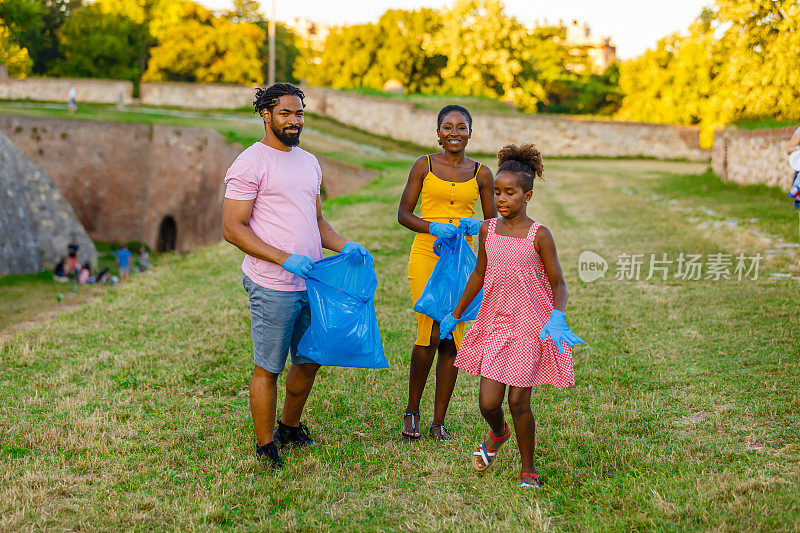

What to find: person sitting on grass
left=137, top=247, right=150, bottom=272
left=439, top=144, right=584, bottom=489
left=95, top=268, right=111, bottom=284
left=114, top=245, right=132, bottom=281
left=53, top=257, right=70, bottom=281
left=77, top=263, right=92, bottom=284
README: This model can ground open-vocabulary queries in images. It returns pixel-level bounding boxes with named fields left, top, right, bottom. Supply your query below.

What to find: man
left=222, top=83, right=370, bottom=469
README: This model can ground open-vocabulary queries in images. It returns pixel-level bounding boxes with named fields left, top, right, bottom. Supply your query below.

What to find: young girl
left=439, top=144, right=583, bottom=488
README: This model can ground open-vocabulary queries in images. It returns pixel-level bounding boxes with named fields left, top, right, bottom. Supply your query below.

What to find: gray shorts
left=242, top=274, right=314, bottom=373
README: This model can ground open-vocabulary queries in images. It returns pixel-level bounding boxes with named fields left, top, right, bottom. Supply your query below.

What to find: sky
left=197, top=0, right=712, bottom=59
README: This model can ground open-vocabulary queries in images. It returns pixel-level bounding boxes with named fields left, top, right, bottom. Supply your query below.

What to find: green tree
left=255, top=22, right=300, bottom=84
left=296, top=22, right=378, bottom=88
left=25, top=0, right=83, bottom=74
left=617, top=0, right=800, bottom=145
left=143, top=1, right=265, bottom=84
left=0, top=0, right=40, bottom=77
left=225, top=0, right=302, bottom=84
left=52, top=3, right=149, bottom=82
left=295, top=0, right=619, bottom=115
left=714, top=0, right=800, bottom=120
left=0, top=24, right=33, bottom=77
left=296, top=8, right=444, bottom=92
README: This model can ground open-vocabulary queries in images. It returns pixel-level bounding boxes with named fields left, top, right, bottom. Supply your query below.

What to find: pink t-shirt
left=224, top=142, right=323, bottom=291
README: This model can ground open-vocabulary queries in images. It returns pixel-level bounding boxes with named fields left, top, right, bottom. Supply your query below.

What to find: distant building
left=563, top=20, right=616, bottom=74
left=285, top=17, right=335, bottom=64
left=535, top=19, right=617, bottom=74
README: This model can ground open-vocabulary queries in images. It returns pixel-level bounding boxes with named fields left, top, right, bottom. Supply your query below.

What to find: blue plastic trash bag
left=298, top=253, right=389, bottom=369
left=413, top=225, right=483, bottom=323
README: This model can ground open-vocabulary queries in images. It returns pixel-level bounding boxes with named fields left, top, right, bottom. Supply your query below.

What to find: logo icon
left=578, top=250, right=607, bottom=282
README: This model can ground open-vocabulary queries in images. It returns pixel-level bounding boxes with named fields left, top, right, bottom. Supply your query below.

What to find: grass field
left=2, top=137, right=799, bottom=530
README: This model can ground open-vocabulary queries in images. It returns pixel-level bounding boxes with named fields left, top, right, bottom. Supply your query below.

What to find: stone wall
left=0, top=130, right=97, bottom=275
left=139, top=82, right=255, bottom=109
left=301, top=86, right=709, bottom=161
left=0, top=114, right=377, bottom=254
left=712, top=126, right=798, bottom=188
left=0, top=77, right=708, bottom=160
left=0, top=77, right=254, bottom=109
left=0, top=77, right=133, bottom=105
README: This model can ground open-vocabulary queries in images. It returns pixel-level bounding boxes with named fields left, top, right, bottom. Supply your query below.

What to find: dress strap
left=526, top=221, right=541, bottom=242
left=489, top=217, right=498, bottom=234
left=473, top=162, right=482, bottom=179
left=427, top=154, right=432, bottom=174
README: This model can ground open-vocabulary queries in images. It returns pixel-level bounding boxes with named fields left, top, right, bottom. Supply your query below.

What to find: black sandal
left=429, top=423, right=451, bottom=441
left=401, top=412, right=421, bottom=440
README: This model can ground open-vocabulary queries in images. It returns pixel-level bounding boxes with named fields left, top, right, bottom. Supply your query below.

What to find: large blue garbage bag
left=298, top=253, right=389, bottom=369
left=413, top=226, right=483, bottom=323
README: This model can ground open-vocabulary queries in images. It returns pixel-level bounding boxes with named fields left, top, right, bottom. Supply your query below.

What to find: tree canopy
left=297, top=0, right=619, bottom=114
left=616, top=0, right=800, bottom=145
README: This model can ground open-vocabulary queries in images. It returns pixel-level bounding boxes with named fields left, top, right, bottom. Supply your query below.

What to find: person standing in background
left=68, top=86, right=77, bottom=114
left=114, top=244, right=132, bottom=281
left=67, top=238, right=80, bottom=273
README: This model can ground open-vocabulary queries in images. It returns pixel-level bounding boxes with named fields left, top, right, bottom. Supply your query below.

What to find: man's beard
left=272, top=123, right=301, bottom=147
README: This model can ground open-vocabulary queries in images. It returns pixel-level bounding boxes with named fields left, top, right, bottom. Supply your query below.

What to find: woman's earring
left=437, top=138, right=443, bottom=146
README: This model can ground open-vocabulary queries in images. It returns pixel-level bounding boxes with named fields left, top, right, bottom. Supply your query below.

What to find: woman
left=397, top=105, right=495, bottom=441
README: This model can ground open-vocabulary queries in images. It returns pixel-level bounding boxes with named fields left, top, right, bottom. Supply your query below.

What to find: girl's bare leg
left=508, top=386, right=536, bottom=474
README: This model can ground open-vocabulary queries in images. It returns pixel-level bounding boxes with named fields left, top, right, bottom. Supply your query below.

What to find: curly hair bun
left=497, top=144, right=543, bottom=178
left=496, top=144, right=543, bottom=192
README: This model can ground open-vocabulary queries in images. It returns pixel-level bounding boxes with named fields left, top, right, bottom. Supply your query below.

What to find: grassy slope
left=1, top=152, right=799, bottom=530
left=0, top=102, right=426, bottom=156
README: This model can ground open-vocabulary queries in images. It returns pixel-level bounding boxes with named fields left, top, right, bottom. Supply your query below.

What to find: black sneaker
left=256, top=442, right=283, bottom=470
left=273, top=421, right=315, bottom=448
left=294, top=422, right=314, bottom=446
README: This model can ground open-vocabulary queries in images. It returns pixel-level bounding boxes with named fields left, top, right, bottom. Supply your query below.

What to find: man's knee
left=294, top=362, right=321, bottom=378
left=252, top=365, right=280, bottom=382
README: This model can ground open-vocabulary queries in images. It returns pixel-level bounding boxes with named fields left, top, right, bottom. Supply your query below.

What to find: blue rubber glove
left=439, top=312, right=459, bottom=340
left=539, top=310, right=584, bottom=355
left=341, top=241, right=371, bottom=258
left=459, top=218, right=482, bottom=236
left=429, top=222, right=458, bottom=239
left=280, top=254, right=313, bottom=279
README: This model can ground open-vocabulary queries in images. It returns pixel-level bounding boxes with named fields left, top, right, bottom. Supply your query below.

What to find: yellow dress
left=408, top=155, right=482, bottom=347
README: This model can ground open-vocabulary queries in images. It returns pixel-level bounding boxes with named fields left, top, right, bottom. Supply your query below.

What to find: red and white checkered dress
left=455, top=218, right=575, bottom=388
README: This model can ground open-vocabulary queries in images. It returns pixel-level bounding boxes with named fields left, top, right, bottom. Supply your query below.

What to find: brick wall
left=712, top=126, right=799, bottom=188
left=0, top=130, right=97, bottom=274
left=0, top=115, right=238, bottom=251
